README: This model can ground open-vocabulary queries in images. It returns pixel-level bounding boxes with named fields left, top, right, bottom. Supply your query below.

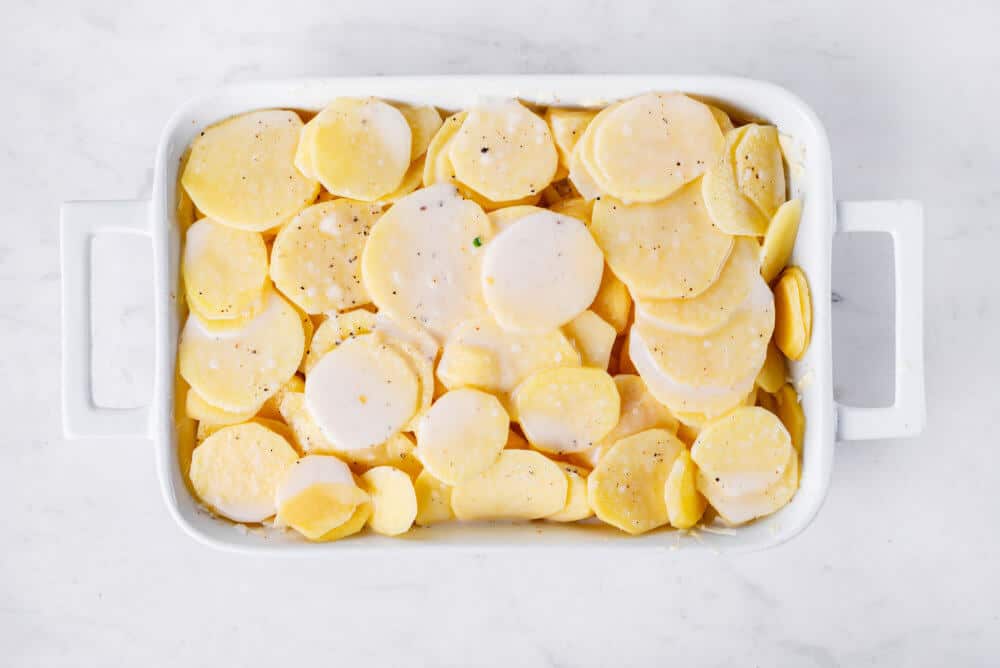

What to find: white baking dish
left=60, top=76, right=925, bottom=553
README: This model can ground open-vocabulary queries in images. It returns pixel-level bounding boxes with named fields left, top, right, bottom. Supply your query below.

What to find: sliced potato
left=583, top=374, right=679, bottom=466
left=303, top=308, right=375, bottom=374
left=697, top=448, right=799, bottom=525
left=734, top=124, right=786, bottom=218
left=275, top=455, right=368, bottom=539
left=414, top=470, right=454, bottom=526
left=548, top=196, right=593, bottom=225
left=707, top=104, right=735, bottom=133
left=182, top=218, right=268, bottom=321
left=756, top=342, right=787, bottom=394
left=257, top=373, right=305, bottom=420
left=487, top=204, right=548, bottom=231
left=185, top=388, right=256, bottom=426
left=361, top=466, right=418, bottom=536
left=563, top=310, right=617, bottom=369
left=397, top=104, right=443, bottom=159
left=773, top=383, right=805, bottom=453
left=436, top=343, right=500, bottom=392
left=589, top=266, right=632, bottom=334
left=546, top=463, right=593, bottom=522
left=761, top=198, right=803, bottom=283
left=702, top=127, right=770, bottom=236
left=315, top=502, right=371, bottom=541
left=691, top=406, right=793, bottom=496
left=545, top=108, right=597, bottom=170
left=415, top=388, right=509, bottom=485
left=451, top=450, right=567, bottom=520
left=664, top=449, right=707, bottom=529
left=380, top=334, right=434, bottom=431
left=774, top=266, right=812, bottom=360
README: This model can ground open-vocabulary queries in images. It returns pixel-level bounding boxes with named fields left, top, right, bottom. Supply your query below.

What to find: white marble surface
left=2, top=0, right=998, bottom=665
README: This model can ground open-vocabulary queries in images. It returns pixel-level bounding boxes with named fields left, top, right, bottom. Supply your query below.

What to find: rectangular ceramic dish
left=60, top=76, right=926, bottom=552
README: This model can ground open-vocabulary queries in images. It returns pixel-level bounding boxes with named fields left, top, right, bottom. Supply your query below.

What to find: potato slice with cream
left=563, top=310, right=617, bottom=369
left=697, top=447, right=799, bottom=525
left=416, top=388, right=509, bottom=485
left=451, top=450, right=567, bottom=520
left=275, top=455, right=368, bottom=539
left=303, top=308, right=375, bottom=374
left=691, top=407, right=793, bottom=496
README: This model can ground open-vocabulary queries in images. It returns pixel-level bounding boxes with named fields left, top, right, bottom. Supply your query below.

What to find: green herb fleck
left=472, top=236, right=483, bottom=248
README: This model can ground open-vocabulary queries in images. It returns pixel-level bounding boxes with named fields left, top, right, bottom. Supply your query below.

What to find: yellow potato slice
left=583, top=374, right=679, bottom=466
left=634, top=237, right=760, bottom=335
left=697, top=448, right=799, bottom=525
left=702, top=127, right=770, bottom=236
left=305, top=335, right=419, bottom=451
left=513, top=367, right=620, bottom=454
left=185, top=388, right=256, bottom=426
left=372, top=311, right=439, bottom=364
left=378, top=334, right=434, bottom=431
left=589, top=267, right=632, bottom=334
left=756, top=342, right=787, bottom=394
left=734, top=124, right=786, bottom=218
left=591, top=179, right=734, bottom=299
left=773, top=383, right=805, bottom=453
left=179, top=291, right=305, bottom=412
left=774, top=266, right=812, bottom=360
left=567, top=141, right=603, bottom=201
left=257, top=373, right=305, bottom=420
left=548, top=197, right=593, bottom=225
left=374, top=155, right=425, bottom=206
left=311, top=98, right=412, bottom=201
left=449, top=99, right=558, bottom=202
left=563, top=310, right=617, bottom=369
left=587, top=428, right=685, bottom=535
left=181, top=110, right=319, bottom=231
left=547, top=463, right=593, bottom=522
left=664, top=449, right=707, bottom=530
left=315, top=502, right=371, bottom=542
left=360, top=466, right=418, bottom=536
left=482, top=211, right=604, bottom=333
left=436, top=343, right=500, bottom=392
left=707, top=104, right=735, bottom=133
left=182, top=218, right=268, bottom=321
left=296, top=308, right=315, bottom=373
left=691, top=406, right=793, bottom=496
left=303, top=308, right=375, bottom=374
left=189, top=422, right=299, bottom=522
left=275, top=454, right=368, bottom=539
left=361, top=184, right=491, bottom=341
left=270, top=200, right=380, bottom=314
left=545, top=108, right=597, bottom=171
left=487, top=205, right=547, bottom=231
left=414, top=470, right=454, bottom=526
left=416, top=388, right=509, bottom=485
left=451, top=450, right=568, bottom=520
left=591, top=93, right=724, bottom=203
left=761, top=198, right=803, bottom=283
left=294, top=117, right=320, bottom=180
left=397, top=104, right=443, bottom=159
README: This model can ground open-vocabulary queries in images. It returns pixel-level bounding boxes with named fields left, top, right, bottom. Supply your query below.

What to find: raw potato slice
left=702, top=127, right=770, bottom=236
left=311, top=98, right=412, bottom=201
left=294, top=117, right=320, bottom=179
left=416, top=389, right=509, bottom=485
left=189, top=422, right=299, bottom=523
left=270, top=200, right=381, bottom=314
left=374, top=155, right=425, bottom=205
left=774, top=266, right=812, bottom=360
left=182, top=218, right=268, bottom=321
left=487, top=205, right=547, bottom=231
left=372, top=311, right=439, bottom=365
left=181, top=110, right=319, bottom=231
left=697, top=448, right=799, bottom=525
left=664, top=449, right=707, bottom=530
left=634, top=237, right=760, bottom=335
left=275, top=455, right=368, bottom=539
left=587, top=428, right=685, bottom=535
left=545, top=108, right=597, bottom=170
left=257, top=373, right=305, bottom=420
left=436, top=343, right=500, bottom=392
left=449, top=99, right=558, bottom=202
left=305, top=335, right=419, bottom=451
left=303, top=308, right=375, bottom=374
left=482, top=211, right=604, bottom=333
left=591, top=179, right=734, bottom=299
left=379, top=334, right=434, bottom=431
left=179, top=291, right=305, bottom=413
left=761, top=198, right=803, bottom=283
left=589, top=267, right=632, bottom=334
left=568, top=142, right=603, bottom=201
left=592, top=93, right=724, bottom=203
left=361, top=184, right=491, bottom=341
left=773, top=383, right=805, bottom=453
left=548, top=197, right=593, bottom=225
left=734, top=124, right=786, bottom=218
left=513, top=367, right=620, bottom=454
left=185, top=388, right=256, bottom=426
left=451, top=450, right=568, bottom=520
left=397, top=104, right=443, bottom=159
left=361, top=466, right=418, bottom=536
left=707, top=105, right=735, bottom=133
left=691, top=407, right=793, bottom=496
left=583, top=374, right=679, bottom=467
left=547, top=463, right=593, bottom=522
left=296, top=309, right=315, bottom=372
left=316, top=502, right=371, bottom=542
left=563, top=310, right=617, bottom=369
left=414, top=470, right=454, bottom=526
left=756, top=342, right=787, bottom=394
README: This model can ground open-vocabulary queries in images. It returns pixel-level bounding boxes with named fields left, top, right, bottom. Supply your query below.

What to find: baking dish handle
left=61, top=200, right=153, bottom=439
left=834, top=200, right=925, bottom=441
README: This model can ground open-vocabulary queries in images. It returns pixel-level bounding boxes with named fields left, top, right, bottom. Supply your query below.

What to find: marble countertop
left=3, top=1, right=997, bottom=665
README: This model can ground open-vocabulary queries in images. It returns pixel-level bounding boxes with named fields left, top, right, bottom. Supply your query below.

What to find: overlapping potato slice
left=707, top=105, right=735, bottom=134
left=774, top=266, right=812, bottom=360
left=761, top=198, right=803, bottom=283
left=309, top=98, right=412, bottom=201
left=563, top=310, right=617, bottom=369
left=374, top=155, right=425, bottom=205
left=545, top=108, right=597, bottom=171
left=691, top=407, right=793, bottom=496
left=540, top=178, right=579, bottom=207
left=664, top=449, right=708, bottom=530
left=482, top=211, right=604, bottom=333
left=181, top=110, right=319, bottom=231
left=275, top=455, right=368, bottom=539
left=294, top=116, right=321, bottom=179
left=487, top=205, right=547, bottom=231
left=360, top=466, right=418, bottom=535
left=185, top=388, right=257, bottom=426
left=378, top=333, right=434, bottom=431
left=179, top=290, right=305, bottom=413
left=397, top=104, right=443, bottom=160
left=513, top=367, right=620, bottom=454
left=436, top=343, right=499, bottom=392
left=305, top=335, right=419, bottom=451
left=270, top=200, right=381, bottom=314
left=546, top=463, right=593, bottom=522
left=315, top=502, right=371, bottom=541
left=589, top=267, right=632, bottom=334
left=591, top=178, right=734, bottom=299
left=702, top=126, right=770, bottom=236
left=414, top=469, right=454, bottom=526
left=734, top=124, right=786, bottom=218
left=548, top=197, right=593, bottom=224
left=587, top=428, right=685, bottom=535
left=634, top=237, right=760, bottom=335
left=362, top=184, right=491, bottom=341
left=581, top=374, right=679, bottom=467
left=451, top=450, right=568, bottom=520
left=756, top=342, right=787, bottom=394
left=257, top=373, right=305, bottom=420
left=372, top=311, right=439, bottom=364
left=449, top=99, right=558, bottom=202
left=415, top=388, right=509, bottom=485
left=591, top=93, right=723, bottom=203
left=303, top=308, right=375, bottom=374
left=182, top=218, right=268, bottom=321
left=189, top=422, right=299, bottom=523
left=773, top=383, right=805, bottom=453
left=696, top=447, right=799, bottom=525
